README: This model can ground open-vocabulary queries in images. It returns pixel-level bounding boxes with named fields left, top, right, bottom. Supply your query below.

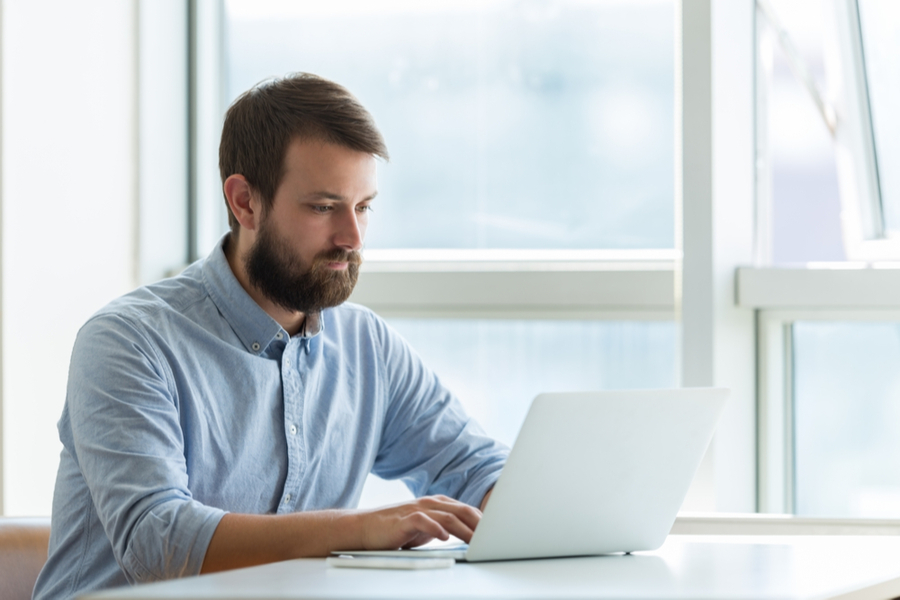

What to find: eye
left=310, top=205, right=332, bottom=214
left=356, top=204, right=373, bottom=214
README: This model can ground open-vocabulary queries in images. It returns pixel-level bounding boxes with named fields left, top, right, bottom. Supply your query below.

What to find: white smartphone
left=326, top=556, right=455, bottom=570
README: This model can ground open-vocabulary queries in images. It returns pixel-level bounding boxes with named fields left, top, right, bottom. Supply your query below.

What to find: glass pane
left=857, top=0, right=900, bottom=233
left=224, top=0, right=674, bottom=250
left=387, top=318, right=678, bottom=446
left=793, top=322, right=900, bottom=517
left=759, top=1, right=844, bottom=263
left=359, top=318, right=677, bottom=507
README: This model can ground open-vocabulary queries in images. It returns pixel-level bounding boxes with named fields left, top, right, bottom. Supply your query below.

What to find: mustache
left=312, top=248, right=363, bottom=267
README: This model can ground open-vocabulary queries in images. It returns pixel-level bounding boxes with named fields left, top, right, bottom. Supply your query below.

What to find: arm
left=370, top=316, right=509, bottom=507
left=201, top=495, right=481, bottom=573
left=64, top=315, right=225, bottom=583
left=71, top=315, right=484, bottom=579
left=202, top=316, right=504, bottom=572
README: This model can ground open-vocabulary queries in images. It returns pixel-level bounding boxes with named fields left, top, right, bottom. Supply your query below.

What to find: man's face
left=244, top=138, right=377, bottom=314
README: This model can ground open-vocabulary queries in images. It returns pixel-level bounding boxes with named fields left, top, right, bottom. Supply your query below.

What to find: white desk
left=82, top=535, right=900, bottom=600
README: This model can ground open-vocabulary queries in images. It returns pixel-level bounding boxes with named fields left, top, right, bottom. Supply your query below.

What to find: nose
left=333, top=205, right=365, bottom=251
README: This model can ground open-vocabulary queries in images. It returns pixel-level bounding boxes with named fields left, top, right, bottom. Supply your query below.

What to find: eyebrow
left=304, top=191, right=378, bottom=202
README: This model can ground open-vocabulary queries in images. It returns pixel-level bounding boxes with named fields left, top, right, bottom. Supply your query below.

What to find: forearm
left=201, top=496, right=482, bottom=574
left=201, top=510, right=362, bottom=573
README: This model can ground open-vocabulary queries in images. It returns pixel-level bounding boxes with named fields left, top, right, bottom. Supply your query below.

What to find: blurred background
left=2, top=0, right=899, bottom=520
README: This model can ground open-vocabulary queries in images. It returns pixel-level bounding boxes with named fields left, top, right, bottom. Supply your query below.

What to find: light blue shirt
left=33, top=237, right=508, bottom=600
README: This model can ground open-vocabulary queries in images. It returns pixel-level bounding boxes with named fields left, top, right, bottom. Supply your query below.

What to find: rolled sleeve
left=63, top=314, right=225, bottom=583
left=370, top=316, right=509, bottom=506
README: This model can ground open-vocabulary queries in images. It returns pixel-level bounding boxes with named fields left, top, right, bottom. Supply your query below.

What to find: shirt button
left=251, top=342, right=261, bottom=351
left=275, top=332, right=283, bottom=340
left=284, top=494, right=292, bottom=503
left=289, top=425, right=298, bottom=435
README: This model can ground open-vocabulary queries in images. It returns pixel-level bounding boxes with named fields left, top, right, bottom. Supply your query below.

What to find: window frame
left=740, top=267, right=900, bottom=514
left=824, top=0, right=900, bottom=260
left=138, top=0, right=190, bottom=284
left=350, top=250, right=677, bottom=320
left=745, top=0, right=900, bottom=517
left=189, top=0, right=230, bottom=261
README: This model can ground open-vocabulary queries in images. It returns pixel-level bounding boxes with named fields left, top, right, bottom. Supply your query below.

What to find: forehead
left=278, top=137, right=377, bottom=196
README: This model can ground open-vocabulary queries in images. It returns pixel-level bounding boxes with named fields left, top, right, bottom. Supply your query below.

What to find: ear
left=223, top=174, right=262, bottom=232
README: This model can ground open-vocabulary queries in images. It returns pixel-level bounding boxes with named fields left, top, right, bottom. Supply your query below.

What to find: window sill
left=351, top=253, right=677, bottom=319
left=672, top=512, right=900, bottom=535
left=738, top=266, right=900, bottom=309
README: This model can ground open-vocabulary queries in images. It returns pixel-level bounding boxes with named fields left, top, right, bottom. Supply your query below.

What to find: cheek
left=358, top=215, right=369, bottom=239
left=293, top=218, right=328, bottom=243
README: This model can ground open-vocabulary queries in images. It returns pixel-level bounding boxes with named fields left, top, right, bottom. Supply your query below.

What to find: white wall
left=1, top=0, right=138, bottom=515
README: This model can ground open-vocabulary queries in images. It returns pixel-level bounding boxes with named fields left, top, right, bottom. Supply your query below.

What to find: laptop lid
left=463, top=387, right=728, bottom=561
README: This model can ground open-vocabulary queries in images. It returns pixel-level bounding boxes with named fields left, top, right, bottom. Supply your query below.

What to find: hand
left=203, top=495, right=484, bottom=573
left=356, top=495, right=482, bottom=550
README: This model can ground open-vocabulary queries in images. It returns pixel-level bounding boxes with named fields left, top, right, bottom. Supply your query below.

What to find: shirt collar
left=300, top=311, right=323, bottom=337
left=200, top=234, right=323, bottom=355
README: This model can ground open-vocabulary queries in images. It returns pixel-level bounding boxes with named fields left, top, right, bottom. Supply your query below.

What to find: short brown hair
left=219, top=72, right=389, bottom=233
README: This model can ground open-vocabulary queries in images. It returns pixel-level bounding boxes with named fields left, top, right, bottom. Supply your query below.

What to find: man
left=33, top=73, right=508, bottom=600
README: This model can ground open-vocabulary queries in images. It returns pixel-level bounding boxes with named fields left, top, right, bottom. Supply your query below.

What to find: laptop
left=335, top=387, right=728, bottom=562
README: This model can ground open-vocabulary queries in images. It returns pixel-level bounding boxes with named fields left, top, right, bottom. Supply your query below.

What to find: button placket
left=279, top=340, right=305, bottom=513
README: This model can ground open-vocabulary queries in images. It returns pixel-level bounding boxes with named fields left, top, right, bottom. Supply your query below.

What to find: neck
left=225, top=232, right=307, bottom=336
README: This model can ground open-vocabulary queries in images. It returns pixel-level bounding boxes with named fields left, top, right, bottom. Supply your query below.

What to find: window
left=752, top=303, right=900, bottom=518
left=755, top=0, right=900, bottom=263
left=214, top=0, right=680, bottom=506
left=824, top=0, right=900, bottom=259
left=181, top=0, right=900, bottom=518
left=223, top=0, right=675, bottom=251
left=855, top=0, right=900, bottom=235
left=793, top=320, right=900, bottom=517
left=390, top=318, right=678, bottom=447
left=755, top=0, right=843, bottom=264
left=747, top=0, right=900, bottom=519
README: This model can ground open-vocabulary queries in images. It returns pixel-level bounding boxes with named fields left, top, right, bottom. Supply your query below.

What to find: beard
left=244, top=219, right=362, bottom=314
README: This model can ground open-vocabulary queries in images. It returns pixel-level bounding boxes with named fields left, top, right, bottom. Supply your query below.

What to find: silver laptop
left=336, top=387, right=728, bottom=562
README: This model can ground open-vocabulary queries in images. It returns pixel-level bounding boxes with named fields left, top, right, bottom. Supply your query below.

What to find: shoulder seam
left=82, top=312, right=178, bottom=401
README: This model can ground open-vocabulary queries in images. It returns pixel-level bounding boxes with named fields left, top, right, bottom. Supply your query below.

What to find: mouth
left=315, top=249, right=362, bottom=273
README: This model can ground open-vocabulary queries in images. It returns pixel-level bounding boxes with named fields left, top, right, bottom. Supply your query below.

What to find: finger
left=401, top=531, right=437, bottom=549
left=401, top=511, right=450, bottom=544
left=418, top=496, right=482, bottom=531
left=418, top=495, right=482, bottom=521
left=425, top=510, right=475, bottom=544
